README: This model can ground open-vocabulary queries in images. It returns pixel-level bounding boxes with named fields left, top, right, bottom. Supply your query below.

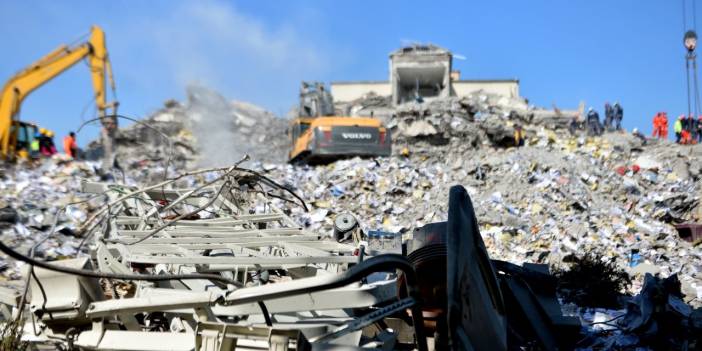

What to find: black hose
left=222, top=254, right=428, bottom=351
left=0, top=240, right=243, bottom=287
left=30, top=269, right=53, bottom=320
left=234, top=168, right=309, bottom=212
left=257, top=301, right=273, bottom=327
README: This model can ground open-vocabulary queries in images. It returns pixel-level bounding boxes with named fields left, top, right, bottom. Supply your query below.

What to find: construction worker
left=569, top=115, right=580, bottom=135
left=38, top=129, right=49, bottom=156
left=514, top=124, right=525, bottom=147
left=632, top=128, right=647, bottom=145
left=674, top=116, right=684, bottom=143
left=613, top=102, right=623, bottom=131
left=604, top=102, right=613, bottom=131
left=63, top=131, right=78, bottom=158
left=698, top=116, right=702, bottom=143
left=683, top=115, right=694, bottom=144
left=690, top=115, right=699, bottom=143
left=586, top=107, right=601, bottom=136
left=39, top=129, right=57, bottom=156
left=30, top=131, right=41, bottom=160
left=652, top=113, right=662, bottom=138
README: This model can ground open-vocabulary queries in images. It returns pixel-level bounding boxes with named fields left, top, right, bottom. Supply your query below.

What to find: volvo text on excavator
left=288, top=82, right=391, bottom=164
left=0, top=25, right=118, bottom=161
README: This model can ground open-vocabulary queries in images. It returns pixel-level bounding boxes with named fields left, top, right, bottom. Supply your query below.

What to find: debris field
left=0, top=86, right=701, bottom=350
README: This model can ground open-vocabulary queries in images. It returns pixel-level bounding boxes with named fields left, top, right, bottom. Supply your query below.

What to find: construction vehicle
left=8, top=121, right=40, bottom=159
left=288, top=82, right=391, bottom=163
left=0, top=25, right=118, bottom=160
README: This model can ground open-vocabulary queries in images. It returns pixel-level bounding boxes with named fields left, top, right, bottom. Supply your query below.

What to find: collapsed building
left=327, top=43, right=574, bottom=150
left=0, top=44, right=700, bottom=348
left=390, top=44, right=453, bottom=105
left=330, top=43, right=520, bottom=106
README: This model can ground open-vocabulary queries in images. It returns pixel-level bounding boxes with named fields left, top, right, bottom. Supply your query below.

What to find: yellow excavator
left=0, top=25, right=118, bottom=160
left=289, top=82, right=391, bottom=164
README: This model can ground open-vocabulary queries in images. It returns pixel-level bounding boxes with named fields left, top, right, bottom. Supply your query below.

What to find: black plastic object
left=406, top=222, right=448, bottom=312
left=446, top=185, right=507, bottom=351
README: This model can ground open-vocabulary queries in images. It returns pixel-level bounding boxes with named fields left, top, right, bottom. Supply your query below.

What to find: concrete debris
left=186, top=84, right=289, bottom=166
left=86, top=84, right=289, bottom=170
left=260, top=128, right=702, bottom=308
left=340, top=91, right=577, bottom=148
left=0, top=161, right=437, bottom=350
left=337, top=91, right=393, bottom=117
left=576, top=274, right=702, bottom=350
left=0, top=85, right=701, bottom=349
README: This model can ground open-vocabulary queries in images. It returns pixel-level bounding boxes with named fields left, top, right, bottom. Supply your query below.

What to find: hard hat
left=39, top=128, right=47, bottom=134
left=679, top=115, right=685, bottom=119
left=633, top=128, right=639, bottom=133
left=588, top=107, right=594, bottom=112
left=46, top=130, right=54, bottom=137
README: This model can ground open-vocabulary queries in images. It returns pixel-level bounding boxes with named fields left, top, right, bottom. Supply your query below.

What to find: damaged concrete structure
left=331, top=43, right=519, bottom=105
left=390, top=44, right=453, bottom=105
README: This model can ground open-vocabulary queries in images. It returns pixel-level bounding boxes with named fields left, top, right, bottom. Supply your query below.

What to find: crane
left=0, top=25, right=118, bottom=160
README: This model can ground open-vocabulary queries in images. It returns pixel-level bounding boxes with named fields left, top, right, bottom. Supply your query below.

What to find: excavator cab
left=9, top=121, right=39, bottom=159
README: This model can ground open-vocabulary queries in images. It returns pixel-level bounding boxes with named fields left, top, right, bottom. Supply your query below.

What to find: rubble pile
left=0, top=84, right=701, bottom=348
left=575, top=273, right=702, bottom=349
left=0, top=157, right=696, bottom=350
left=87, top=100, right=196, bottom=174
left=340, top=91, right=577, bottom=147
left=87, top=84, right=289, bottom=172
left=0, top=160, right=103, bottom=285
left=335, top=91, right=393, bottom=118
left=265, top=130, right=702, bottom=305
left=184, top=84, right=289, bottom=166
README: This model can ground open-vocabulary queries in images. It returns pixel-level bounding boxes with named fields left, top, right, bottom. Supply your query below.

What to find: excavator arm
left=0, top=25, right=118, bottom=158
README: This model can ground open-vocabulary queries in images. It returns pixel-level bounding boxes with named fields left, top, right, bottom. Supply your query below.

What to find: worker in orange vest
left=660, top=112, right=669, bottom=139
left=652, top=113, right=663, bottom=138
left=63, top=132, right=78, bottom=158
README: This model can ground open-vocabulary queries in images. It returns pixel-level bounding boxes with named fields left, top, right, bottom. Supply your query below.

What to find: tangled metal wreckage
left=0, top=164, right=670, bottom=350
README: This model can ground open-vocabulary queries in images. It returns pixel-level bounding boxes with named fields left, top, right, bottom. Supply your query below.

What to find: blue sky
left=0, top=1, right=697, bottom=145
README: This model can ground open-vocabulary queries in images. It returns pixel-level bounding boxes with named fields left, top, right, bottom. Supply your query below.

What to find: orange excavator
left=288, top=82, right=391, bottom=164
left=0, top=25, right=118, bottom=160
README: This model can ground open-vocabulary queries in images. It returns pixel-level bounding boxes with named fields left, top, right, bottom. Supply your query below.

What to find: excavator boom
left=0, top=25, right=118, bottom=159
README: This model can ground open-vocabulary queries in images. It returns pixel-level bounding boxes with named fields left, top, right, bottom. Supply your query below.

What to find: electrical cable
left=220, top=254, right=429, bottom=351
left=589, top=314, right=624, bottom=326
left=685, top=54, right=692, bottom=116
left=109, top=180, right=232, bottom=246
left=695, top=57, right=702, bottom=118
left=30, top=269, right=53, bottom=321
left=694, top=0, right=698, bottom=32
left=14, top=193, right=106, bottom=326
left=76, top=114, right=175, bottom=183
left=684, top=0, right=688, bottom=33
left=234, top=168, right=309, bottom=212
left=0, top=239, right=244, bottom=287
left=257, top=301, right=273, bottom=327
